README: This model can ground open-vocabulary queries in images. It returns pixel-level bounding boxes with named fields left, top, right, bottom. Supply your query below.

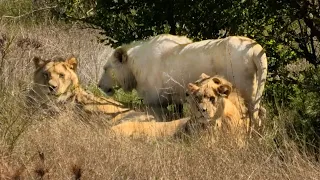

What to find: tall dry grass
left=0, top=109, right=319, bottom=179
left=0, top=19, right=319, bottom=179
left=5, top=111, right=319, bottom=179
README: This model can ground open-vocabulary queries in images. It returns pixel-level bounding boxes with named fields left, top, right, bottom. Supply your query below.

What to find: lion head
left=29, top=56, right=79, bottom=104
left=98, top=47, right=137, bottom=96
left=186, top=73, right=233, bottom=119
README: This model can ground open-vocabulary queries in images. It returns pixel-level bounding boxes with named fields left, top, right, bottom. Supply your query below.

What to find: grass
left=0, top=13, right=319, bottom=179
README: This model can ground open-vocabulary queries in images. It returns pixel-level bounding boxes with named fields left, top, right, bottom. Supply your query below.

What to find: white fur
left=99, top=34, right=268, bottom=123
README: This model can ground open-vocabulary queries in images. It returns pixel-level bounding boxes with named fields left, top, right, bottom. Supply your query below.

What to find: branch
left=304, top=16, right=320, bottom=40
left=297, top=1, right=320, bottom=40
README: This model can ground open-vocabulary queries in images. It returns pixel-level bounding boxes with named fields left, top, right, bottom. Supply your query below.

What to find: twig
left=163, top=72, right=184, bottom=88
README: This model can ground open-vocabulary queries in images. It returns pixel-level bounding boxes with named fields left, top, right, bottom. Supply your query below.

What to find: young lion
left=186, top=73, right=249, bottom=146
left=28, top=56, right=155, bottom=123
left=114, top=74, right=250, bottom=142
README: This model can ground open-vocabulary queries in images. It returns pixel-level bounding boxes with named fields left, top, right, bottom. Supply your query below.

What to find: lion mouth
left=47, top=88, right=63, bottom=96
left=48, top=91, right=59, bottom=96
left=48, top=90, right=56, bottom=95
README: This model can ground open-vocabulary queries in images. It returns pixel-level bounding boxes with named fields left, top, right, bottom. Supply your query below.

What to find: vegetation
left=0, top=0, right=319, bottom=178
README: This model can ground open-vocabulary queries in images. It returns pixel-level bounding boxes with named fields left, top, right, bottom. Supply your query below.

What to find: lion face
left=186, top=74, right=232, bottom=120
left=32, top=56, right=79, bottom=101
left=98, top=47, right=137, bottom=96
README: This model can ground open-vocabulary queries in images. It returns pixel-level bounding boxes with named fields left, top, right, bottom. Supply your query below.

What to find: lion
left=27, top=56, right=155, bottom=123
left=98, top=34, right=267, bottom=130
left=112, top=74, right=249, bottom=146
left=185, top=73, right=249, bottom=146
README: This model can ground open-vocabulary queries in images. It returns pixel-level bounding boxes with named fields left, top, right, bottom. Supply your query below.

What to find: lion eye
left=43, top=72, right=49, bottom=79
left=59, top=73, right=65, bottom=78
left=195, top=94, right=202, bottom=102
left=209, top=97, right=215, bottom=103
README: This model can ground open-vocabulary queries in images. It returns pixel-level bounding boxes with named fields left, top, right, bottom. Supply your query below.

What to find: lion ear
left=195, top=73, right=210, bottom=84
left=65, top=57, right=78, bottom=71
left=217, top=84, right=232, bottom=97
left=199, top=73, right=210, bottom=80
left=114, top=47, right=128, bottom=64
left=187, top=83, right=200, bottom=93
left=212, top=77, right=222, bottom=84
left=33, top=56, right=46, bottom=68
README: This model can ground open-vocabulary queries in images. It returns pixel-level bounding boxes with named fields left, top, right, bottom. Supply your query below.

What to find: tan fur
left=186, top=74, right=249, bottom=146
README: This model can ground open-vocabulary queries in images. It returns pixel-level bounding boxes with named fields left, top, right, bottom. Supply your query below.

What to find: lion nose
left=201, top=106, right=207, bottom=112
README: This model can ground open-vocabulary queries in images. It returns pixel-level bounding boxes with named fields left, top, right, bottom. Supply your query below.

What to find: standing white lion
left=98, top=34, right=268, bottom=128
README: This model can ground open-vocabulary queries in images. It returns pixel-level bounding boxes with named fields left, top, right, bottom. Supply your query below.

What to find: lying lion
left=112, top=74, right=249, bottom=143
left=186, top=73, right=249, bottom=145
left=28, top=56, right=154, bottom=123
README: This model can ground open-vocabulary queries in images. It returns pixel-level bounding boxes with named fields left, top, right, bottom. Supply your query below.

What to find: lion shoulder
left=223, top=91, right=250, bottom=132
left=227, top=91, right=248, bottom=115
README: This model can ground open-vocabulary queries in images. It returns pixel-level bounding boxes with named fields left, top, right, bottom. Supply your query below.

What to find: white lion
left=98, top=34, right=268, bottom=128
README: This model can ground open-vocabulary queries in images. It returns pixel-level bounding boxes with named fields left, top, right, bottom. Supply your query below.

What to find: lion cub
left=186, top=73, right=250, bottom=146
